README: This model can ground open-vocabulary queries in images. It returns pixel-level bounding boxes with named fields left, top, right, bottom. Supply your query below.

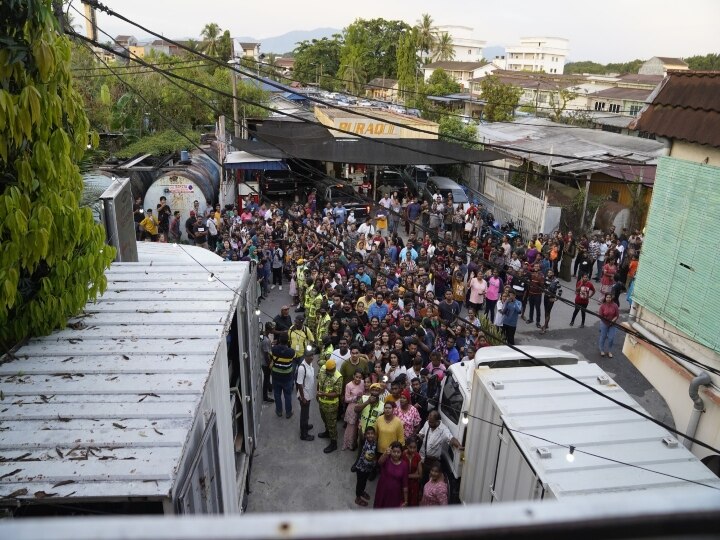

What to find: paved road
left=246, top=276, right=673, bottom=513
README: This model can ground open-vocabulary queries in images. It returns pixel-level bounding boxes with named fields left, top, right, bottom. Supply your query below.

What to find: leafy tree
left=548, top=87, right=577, bottom=121
left=293, top=36, right=342, bottom=88
left=564, top=60, right=608, bottom=75
left=479, top=75, right=522, bottom=122
left=340, top=18, right=411, bottom=81
left=216, top=30, right=233, bottom=63
left=338, top=43, right=368, bottom=94
left=606, top=59, right=644, bottom=74
left=432, top=32, right=455, bottom=62
left=416, top=13, right=435, bottom=63
left=396, top=29, right=419, bottom=101
left=425, top=68, right=462, bottom=96
left=0, top=0, right=115, bottom=347
left=438, top=115, right=478, bottom=148
left=201, top=22, right=222, bottom=57
left=686, top=53, right=720, bottom=70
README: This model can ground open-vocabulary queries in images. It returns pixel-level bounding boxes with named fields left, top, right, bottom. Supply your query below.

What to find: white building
left=502, top=37, right=569, bottom=74
left=433, top=25, right=486, bottom=63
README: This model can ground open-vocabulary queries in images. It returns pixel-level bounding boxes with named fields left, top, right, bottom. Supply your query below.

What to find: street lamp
left=227, top=59, right=242, bottom=139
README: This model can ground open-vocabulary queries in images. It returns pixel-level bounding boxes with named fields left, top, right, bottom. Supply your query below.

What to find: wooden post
left=579, top=174, right=591, bottom=231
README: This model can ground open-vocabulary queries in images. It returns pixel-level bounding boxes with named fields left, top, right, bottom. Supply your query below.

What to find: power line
left=77, top=0, right=661, bottom=168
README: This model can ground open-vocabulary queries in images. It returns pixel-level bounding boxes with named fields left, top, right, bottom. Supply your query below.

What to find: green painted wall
left=633, top=156, right=720, bottom=353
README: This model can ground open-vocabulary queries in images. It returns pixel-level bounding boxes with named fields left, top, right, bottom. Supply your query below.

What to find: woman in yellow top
left=375, top=401, right=405, bottom=453
left=139, top=209, right=159, bottom=241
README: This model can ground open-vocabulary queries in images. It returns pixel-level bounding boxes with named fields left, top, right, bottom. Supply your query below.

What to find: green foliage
left=340, top=18, right=411, bottom=81
left=438, top=116, right=478, bottom=148
left=201, top=23, right=222, bottom=57
left=115, top=130, right=202, bottom=158
left=0, top=0, right=115, bottom=347
left=396, top=29, right=418, bottom=100
left=293, top=36, right=343, bottom=88
left=216, top=30, right=233, bottom=63
left=561, top=189, right=604, bottom=236
left=425, top=69, right=462, bottom=96
left=548, top=87, right=577, bottom=121
left=685, top=53, right=720, bottom=70
left=432, top=32, right=455, bottom=62
left=415, top=13, right=435, bottom=63
left=565, top=59, right=644, bottom=75
left=338, top=43, right=368, bottom=94
left=479, top=76, right=522, bottom=122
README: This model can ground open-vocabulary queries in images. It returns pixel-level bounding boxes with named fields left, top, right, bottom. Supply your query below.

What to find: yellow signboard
left=337, top=121, right=397, bottom=136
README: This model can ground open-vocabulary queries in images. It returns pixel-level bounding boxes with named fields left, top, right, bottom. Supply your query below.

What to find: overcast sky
left=90, top=0, right=718, bottom=63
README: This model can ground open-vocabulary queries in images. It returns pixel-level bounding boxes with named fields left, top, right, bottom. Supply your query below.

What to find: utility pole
left=227, top=59, right=241, bottom=139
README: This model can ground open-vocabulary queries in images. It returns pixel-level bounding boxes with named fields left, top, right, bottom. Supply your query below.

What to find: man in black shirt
left=273, top=305, right=293, bottom=340
left=185, top=211, right=197, bottom=245
left=438, top=290, right=461, bottom=325
left=193, top=216, right=208, bottom=249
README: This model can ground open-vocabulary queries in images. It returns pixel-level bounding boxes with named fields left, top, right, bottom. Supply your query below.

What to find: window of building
left=468, top=49, right=472, bottom=55
left=608, top=103, right=621, bottom=113
left=594, top=101, right=606, bottom=111
left=629, top=104, right=642, bottom=116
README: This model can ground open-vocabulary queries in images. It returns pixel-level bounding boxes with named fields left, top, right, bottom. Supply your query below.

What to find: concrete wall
left=622, top=307, right=720, bottom=460
left=671, top=140, right=720, bottom=167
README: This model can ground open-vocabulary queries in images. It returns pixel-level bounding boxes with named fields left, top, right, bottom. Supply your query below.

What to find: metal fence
left=481, top=173, right=548, bottom=239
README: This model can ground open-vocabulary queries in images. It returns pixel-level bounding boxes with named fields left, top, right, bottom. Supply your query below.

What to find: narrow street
left=247, top=276, right=674, bottom=513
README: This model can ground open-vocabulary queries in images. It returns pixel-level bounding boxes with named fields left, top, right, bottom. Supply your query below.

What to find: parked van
left=422, top=176, right=472, bottom=212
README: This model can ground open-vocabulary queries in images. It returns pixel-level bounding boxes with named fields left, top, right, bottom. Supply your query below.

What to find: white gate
left=482, top=176, right=548, bottom=239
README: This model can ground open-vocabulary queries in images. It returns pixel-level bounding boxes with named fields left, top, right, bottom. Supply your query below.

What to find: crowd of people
left=135, top=187, right=642, bottom=508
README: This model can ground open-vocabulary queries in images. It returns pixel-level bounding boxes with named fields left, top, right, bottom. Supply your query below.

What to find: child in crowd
left=353, top=426, right=378, bottom=507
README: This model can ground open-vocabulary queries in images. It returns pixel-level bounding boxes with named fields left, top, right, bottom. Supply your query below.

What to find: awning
left=233, top=125, right=502, bottom=165
left=224, top=151, right=287, bottom=170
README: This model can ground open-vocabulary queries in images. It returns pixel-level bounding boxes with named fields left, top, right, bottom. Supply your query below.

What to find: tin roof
left=589, top=87, right=654, bottom=101
left=630, top=71, right=720, bottom=148
left=476, top=363, right=720, bottom=498
left=0, top=245, right=249, bottom=503
left=425, top=61, right=486, bottom=71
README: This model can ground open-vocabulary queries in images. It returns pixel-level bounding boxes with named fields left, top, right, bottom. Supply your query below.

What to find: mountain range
left=235, top=27, right=340, bottom=55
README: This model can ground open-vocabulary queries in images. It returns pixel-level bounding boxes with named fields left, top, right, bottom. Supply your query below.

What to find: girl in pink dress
left=343, top=372, right=366, bottom=450
left=420, top=462, right=449, bottom=506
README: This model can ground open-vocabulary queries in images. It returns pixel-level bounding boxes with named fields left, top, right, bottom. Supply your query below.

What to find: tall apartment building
left=501, top=37, right=569, bottom=74
left=433, top=25, right=486, bottom=63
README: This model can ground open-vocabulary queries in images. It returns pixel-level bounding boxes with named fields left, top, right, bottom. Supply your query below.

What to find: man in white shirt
left=417, top=410, right=462, bottom=470
left=379, top=194, right=392, bottom=209
left=206, top=215, right=218, bottom=251
left=329, top=338, right=351, bottom=373
left=296, top=350, right=316, bottom=441
left=595, top=241, right=609, bottom=282
left=357, top=218, right=375, bottom=238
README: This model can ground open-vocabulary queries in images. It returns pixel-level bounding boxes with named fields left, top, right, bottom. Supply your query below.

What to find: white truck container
left=0, top=243, right=263, bottom=516
left=437, top=346, right=579, bottom=490
left=460, top=362, right=720, bottom=504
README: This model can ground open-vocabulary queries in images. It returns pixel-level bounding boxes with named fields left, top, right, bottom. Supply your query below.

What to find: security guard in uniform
left=304, top=283, right=324, bottom=337
left=314, top=304, right=332, bottom=350
left=316, top=359, right=343, bottom=453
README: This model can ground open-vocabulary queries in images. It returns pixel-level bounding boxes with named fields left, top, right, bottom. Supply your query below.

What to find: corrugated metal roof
left=425, top=61, right=486, bottom=71
left=589, top=87, right=654, bottom=101
left=631, top=71, right=720, bottom=148
left=0, top=245, right=250, bottom=503
left=477, top=118, right=664, bottom=176
left=477, top=363, right=720, bottom=498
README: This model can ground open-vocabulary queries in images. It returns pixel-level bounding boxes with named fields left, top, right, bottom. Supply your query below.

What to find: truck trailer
left=460, top=362, right=720, bottom=504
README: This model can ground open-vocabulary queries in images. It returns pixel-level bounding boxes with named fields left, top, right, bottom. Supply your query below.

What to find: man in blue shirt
left=355, top=265, right=372, bottom=287
left=333, top=203, right=347, bottom=227
left=399, top=244, right=418, bottom=261
left=501, top=291, right=522, bottom=345
left=367, top=293, right=389, bottom=321
left=445, top=335, right=460, bottom=365
left=405, top=197, right=421, bottom=235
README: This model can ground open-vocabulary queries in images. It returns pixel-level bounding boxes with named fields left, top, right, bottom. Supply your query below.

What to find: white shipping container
left=461, top=363, right=720, bottom=504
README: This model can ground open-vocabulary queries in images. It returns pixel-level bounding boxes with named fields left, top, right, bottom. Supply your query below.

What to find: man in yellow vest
left=305, top=284, right=324, bottom=337
left=289, top=316, right=315, bottom=363
left=317, top=359, right=343, bottom=453
left=314, top=304, right=332, bottom=349
left=354, top=383, right=385, bottom=448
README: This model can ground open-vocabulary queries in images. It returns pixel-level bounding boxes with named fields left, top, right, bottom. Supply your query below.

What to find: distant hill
left=483, top=45, right=505, bottom=62
left=234, top=28, right=341, bottom=55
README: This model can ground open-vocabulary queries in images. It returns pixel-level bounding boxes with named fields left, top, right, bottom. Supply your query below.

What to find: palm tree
left=201, top=23, right=222, bottom=57
left=416, top=13, right=435, bottom=63
left=432, top=32, right=455, bottom=62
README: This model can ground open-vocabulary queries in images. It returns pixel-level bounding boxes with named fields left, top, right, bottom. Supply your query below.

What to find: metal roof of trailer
left=0, top=244, right=249, bottom=504
left=475, top=363, right=720, bottom=498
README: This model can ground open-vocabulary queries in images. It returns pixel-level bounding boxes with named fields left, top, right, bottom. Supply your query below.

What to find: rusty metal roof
left=631, top=71, right=720, bottom=148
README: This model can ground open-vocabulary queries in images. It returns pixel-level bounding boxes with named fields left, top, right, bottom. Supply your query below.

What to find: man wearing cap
left=296, top=349, right=316, bottom=441
left=317, top=359, right=343, bottom=453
